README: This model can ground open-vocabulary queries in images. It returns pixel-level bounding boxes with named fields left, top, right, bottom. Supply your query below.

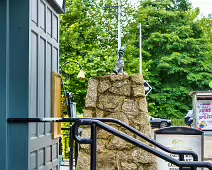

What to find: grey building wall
left=0, top=0, right=61, bottom=169
left=29, top=0, right=60, bottom=169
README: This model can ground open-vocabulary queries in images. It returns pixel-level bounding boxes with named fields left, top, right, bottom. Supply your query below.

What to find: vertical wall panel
left=47, top=8, right=52, bottom=36
left=29, top=31, right=38, bottom=138
left=38, top=37, right=45, bottom=136
left=46, top=146, right=52, bottom=164
left=46, top=42, right=52, bottom=134
left=52, top=14, right=58, bottom=41
left=39, top=148, right=45, bottom=168
left=30, top=151, right=37, bottom=170
left=31, top=0, right=38, bottom=25
left=52, top=47, right=58, bottom=72
left=40, top=1, right=46, bottom=31
left=52, top=143, right=58, bottom=161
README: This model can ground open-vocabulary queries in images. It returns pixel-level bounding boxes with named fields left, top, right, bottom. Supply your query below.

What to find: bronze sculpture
left=113, top=44, right=127, bottom=74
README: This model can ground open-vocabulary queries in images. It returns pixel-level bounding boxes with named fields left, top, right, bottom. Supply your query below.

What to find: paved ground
left=60, top=166, right=70, bottom=170
left=60, top=160, right=74, bottom=170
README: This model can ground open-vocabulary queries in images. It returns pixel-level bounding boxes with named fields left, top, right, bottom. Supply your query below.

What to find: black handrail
left=8, top=117, right=198, bottom=162
left=61, top=127, right=79, bottom=170
left=97, top=118, right=198, bottom=162
left=73, top=119, right=212, bottom=170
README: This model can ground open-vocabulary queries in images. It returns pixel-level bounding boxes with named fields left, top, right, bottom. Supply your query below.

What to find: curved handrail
left=73, top=119, right=212, bottom=169
left=94, top=118, right=198, bottom=161
left=7, top=117, right=198, bottom=161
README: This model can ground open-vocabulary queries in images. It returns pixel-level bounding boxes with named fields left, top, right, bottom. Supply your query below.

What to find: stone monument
left=78, top=74, right=157, bottom=170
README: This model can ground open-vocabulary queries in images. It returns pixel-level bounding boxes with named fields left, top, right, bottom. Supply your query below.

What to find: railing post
left=179, top=154, right=184, bottom=170
left=189, top=165, right=197, bottom=170
left=65, top=137, right=67, bottom=157
left=179, top=154, right=197, bottom=170
left=90, top=124, right=97, bottom=170
left=69, top=125, right=74, bottom=170
left=74, top=139, right=79, bottom=168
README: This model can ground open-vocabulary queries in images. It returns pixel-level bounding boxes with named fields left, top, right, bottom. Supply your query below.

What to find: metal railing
left=61, top=127, right=79, bottom=167
left=8, top=117, right=212, bottom=170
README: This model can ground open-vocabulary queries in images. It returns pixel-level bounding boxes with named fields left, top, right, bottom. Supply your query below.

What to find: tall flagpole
left=139, top=23, right=142, bottom=74
left=118, top=0, right=122, bottom=51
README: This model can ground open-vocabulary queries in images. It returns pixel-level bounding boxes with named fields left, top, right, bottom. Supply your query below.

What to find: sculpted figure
left=113, top=44, right=127, bottom=74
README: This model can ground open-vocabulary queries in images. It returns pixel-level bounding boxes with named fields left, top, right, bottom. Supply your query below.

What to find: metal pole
left=65, top=137, right=67, bottom=157
left=69, top=125, right=74, bottom=170
left=74, top=141, right=79, bottom=169
left=190, top=166, right=197, bottom=170
left=118, top=0, right=121, bottom=51
left=139, top=23, right=142, bottom=74
left=179, top=154, right=184, bottom=170
left=90, top=124, right=97, bottom=170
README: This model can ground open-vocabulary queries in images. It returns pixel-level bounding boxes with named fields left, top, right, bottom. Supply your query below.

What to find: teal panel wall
left=0, top=0, right=61, bottom=169
left=7, top=0, right=30, bottom=170
left=0, top=0, right=8, bottom=169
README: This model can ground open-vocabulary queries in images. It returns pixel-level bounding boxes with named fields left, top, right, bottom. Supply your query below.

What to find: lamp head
left=77, top=69, right=86, bottom=80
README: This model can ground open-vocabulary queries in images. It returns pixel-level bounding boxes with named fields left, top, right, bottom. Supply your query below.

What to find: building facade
left=0, top=0, right=64, bottom=169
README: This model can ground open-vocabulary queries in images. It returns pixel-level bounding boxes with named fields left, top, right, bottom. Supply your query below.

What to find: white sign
left=156, top=134, right=202, bottom=170
left=144, top=81, right=152, bottom=96
left=197, top=100, right=212, bottom=130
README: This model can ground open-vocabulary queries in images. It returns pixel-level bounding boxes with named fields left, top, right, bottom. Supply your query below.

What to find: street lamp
left=60, top=61, right=86, bottom=117
left=60, top=61, right=86, bottom=80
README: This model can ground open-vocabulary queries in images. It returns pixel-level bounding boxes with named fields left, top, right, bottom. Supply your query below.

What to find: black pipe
left=73, top=119, right=212, bottom=170
left=65, top=137, right=68, bottom=157
left=98, top=118, right=198, bottom=161
left=90, top=124, right=97, bottom=170
left=179, top=154, right=184, bottom=170
left=62, top=128, right=70, bottom=130
left=69, top=125, right=74, bottom=170
left=74, top=141, right=79, bottom=169
left=7, top=117, right=198, bottom=161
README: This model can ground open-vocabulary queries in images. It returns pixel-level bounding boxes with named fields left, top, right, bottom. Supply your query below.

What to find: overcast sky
left=130, top=0, right=212, bottom=16
left=190, top=0, right=212, bottom=16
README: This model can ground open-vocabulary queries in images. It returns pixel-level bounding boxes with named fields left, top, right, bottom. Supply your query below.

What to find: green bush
left=62, top=121, right=70, bottom=160
left=171, top=118, right=186, bottom=126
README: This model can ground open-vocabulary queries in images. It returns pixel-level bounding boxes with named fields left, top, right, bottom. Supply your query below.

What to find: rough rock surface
left=78, top=74, right=157, bottom=170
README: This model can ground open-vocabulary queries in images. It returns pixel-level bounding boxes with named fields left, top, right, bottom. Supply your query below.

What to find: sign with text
left=197, top=100, right=212, bottom=130
left=156, top=134, right=202, bottom=170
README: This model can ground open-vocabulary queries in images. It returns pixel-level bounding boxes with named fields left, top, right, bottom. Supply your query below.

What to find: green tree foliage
left=197, top=14, right=212, bottom=44
left=60, top=0, right=132, bottom=113
left=60, top=0, right=212, bottom=119
left=126, top=0, right=212, bottom=118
